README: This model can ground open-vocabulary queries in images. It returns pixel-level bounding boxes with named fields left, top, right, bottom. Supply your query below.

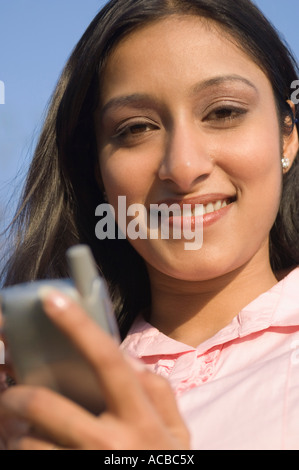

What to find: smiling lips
left=151, top=194, right=236, bottom=216
left=151, top=194, right=236, bottom=226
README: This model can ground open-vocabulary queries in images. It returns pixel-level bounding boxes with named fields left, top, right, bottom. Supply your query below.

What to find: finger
left=0, top=385, right=142, bottom=450
left=137, top=370, right=190, bottom=447
left=7, top=435, right=65, bottom=451
left=0, top=405, right=32, bottom=449
left=0, top=372, right=8, bottom=392
left=40, top=289, right=156, bottom=420
left=0, top=310, right=18, bottom=380
left=0, top=385, right=98, bottom=448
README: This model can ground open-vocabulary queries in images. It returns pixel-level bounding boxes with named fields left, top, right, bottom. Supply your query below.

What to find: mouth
left=186, top=196, right=236, bottom=216
left=150, top=194, right=237, bottom=217
left=148, top=194, right=237, bottom=234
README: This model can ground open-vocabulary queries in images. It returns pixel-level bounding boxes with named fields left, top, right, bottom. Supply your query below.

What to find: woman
left=0, top=0, right=299, bottom=450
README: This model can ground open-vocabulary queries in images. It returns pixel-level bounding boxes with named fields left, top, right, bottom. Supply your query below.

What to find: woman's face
left=95, top=15, right=288, bottom=281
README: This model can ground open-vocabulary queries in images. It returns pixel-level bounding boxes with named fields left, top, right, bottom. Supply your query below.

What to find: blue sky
left=0, top=0, right=298, bottom=234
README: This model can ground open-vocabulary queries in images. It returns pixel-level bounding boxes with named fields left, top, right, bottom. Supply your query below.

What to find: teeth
left=214, top=200, right=222, bottom=211
left=194, top=205, right=204, bottom=217
left=150, top=198, right=233, bottom=218
left=192, top=199, right=231, bottom=215
left=205, top=202, right=214, bottom=214
left=182, top=206, right=193, bottom=217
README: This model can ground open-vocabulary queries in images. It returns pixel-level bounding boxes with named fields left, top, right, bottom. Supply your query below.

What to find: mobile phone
left=0, top=245, right=120, bottom=415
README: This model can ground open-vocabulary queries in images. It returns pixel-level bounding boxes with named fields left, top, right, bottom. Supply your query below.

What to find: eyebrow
left=100, top=74, right=258, bottom=117
left=190, top=74, right=258, bottom=95
left=100, top=94, right=159, bottom=118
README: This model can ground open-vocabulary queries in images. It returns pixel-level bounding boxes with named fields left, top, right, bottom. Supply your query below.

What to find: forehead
left=100, top=15, right=269, bottom=101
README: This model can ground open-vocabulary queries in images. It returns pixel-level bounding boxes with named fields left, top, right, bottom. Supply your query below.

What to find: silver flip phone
left=0, top=245, right=120, bottom=415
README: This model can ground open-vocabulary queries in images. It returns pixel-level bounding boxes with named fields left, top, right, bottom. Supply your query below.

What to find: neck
left=147, top=256, right=278, bottom=348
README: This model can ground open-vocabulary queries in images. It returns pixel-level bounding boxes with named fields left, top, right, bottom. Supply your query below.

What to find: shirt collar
left=121, top=267, right=299, bottom=357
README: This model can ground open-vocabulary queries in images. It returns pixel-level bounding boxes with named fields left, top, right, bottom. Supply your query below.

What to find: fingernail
left=38, top=287, right=71, bottom=312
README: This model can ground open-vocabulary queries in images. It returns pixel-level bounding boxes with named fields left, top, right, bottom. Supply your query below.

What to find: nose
left=158, top=120, right=214, bottom=192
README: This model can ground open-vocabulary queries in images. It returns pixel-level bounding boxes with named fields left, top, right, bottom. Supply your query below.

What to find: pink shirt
left=121, top=267, right=299, bottom=450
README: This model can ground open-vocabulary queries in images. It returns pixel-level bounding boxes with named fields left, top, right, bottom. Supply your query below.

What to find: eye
left=112, top=120, right=159, bottom=143
left=203, top=106, right=247, bottom=126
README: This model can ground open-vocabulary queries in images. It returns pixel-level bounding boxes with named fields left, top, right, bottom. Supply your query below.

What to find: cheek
left=99, top=147, right=156, bottom=209
left=217, top=115, right=282, bottom=187
left=215, top=119, right=283, bottom=239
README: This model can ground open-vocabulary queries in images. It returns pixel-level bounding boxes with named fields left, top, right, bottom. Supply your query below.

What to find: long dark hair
left=1, top=0, right=299, bottom=338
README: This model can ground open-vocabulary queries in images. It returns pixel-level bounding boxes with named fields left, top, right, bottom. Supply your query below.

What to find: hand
left=0, top=290, right=190, bottom=450
left=0, top=406, right=31, bottom=450
left=0, top=306, right=15, bottom=390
